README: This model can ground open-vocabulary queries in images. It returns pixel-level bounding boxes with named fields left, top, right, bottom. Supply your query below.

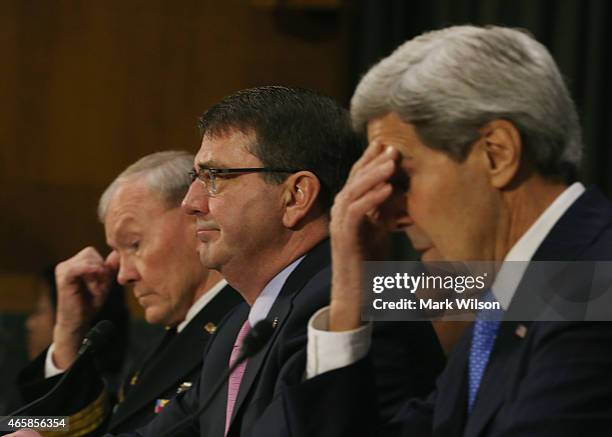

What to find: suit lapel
left=228, top=239, right=331, bottom=428
left=506, top=188, right=612, bottom=322
left=110, top=285, right=241, bottom=430
left=459, top=187, right=612, bottom=435
left=532, top=187, right=612, bottom=262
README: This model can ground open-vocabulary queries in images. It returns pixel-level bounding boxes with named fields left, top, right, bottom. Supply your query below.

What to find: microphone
left=238, top=319, right=274, bottom=361
left=6, top=320, right=116, bottom=417
left=77, top=319, right=115, bottom=355
left=158, top=319, right=275, bottom=437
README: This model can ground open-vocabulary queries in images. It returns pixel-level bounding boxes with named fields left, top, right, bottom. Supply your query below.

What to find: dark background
left=1, top=0, right=610, bottom=410
left=350, top=0, right=612, bottom=258
left=350, top=0, right=612, bottom=192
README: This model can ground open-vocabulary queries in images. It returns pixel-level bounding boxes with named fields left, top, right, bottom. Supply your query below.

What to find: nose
left=394, top=207, right=414, bottom=229
left=394, top=215, right=414, bottom=230
left=181, top=181, right=211, bottom=216
left=117, top=256, right=140, bottom=285
left=379, top=189, right=413, bottom=231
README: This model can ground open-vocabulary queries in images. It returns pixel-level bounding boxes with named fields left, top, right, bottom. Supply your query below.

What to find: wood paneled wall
left=0, top=0, right=350, bottom=312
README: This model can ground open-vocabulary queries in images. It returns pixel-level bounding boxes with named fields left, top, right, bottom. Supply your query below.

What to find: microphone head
left=240, top=320, right=274, bottom=358
left=79, top=320, right=115, bottom=355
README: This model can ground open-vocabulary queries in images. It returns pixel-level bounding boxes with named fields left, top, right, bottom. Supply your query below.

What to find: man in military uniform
left=17, top=151, right=241, bottom=435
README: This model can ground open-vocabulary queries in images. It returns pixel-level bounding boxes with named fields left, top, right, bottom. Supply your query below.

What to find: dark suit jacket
left=17, top=284, right=242, bottom=436
left=274, top=187, right=612, bottom=437
left=121, top=239, right=445, bottom=437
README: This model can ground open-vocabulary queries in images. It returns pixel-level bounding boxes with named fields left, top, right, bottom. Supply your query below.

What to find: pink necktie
left=225, top=320, right=251, bottom=435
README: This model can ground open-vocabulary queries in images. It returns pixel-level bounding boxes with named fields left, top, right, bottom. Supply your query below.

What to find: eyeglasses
left=188, top=167, right=300, bottom=195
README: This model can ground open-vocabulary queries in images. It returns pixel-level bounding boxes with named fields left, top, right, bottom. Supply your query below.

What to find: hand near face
left=329, top=142, right=403, bottom=331
left=52, top=246, right=117, bottom=369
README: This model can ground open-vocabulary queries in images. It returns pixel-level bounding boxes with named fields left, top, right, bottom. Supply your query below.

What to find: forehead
left=366, top=112, right=423, bottom=156
left=104, top=181, right=169, bottom=237
left=195, top=128, right=262, bottom=167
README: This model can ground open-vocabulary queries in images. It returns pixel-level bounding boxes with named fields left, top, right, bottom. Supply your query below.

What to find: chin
left=144, top=308, right=167, bottom=326
left=198, top=253, right=214, bottom=270
left=198, top=249, right=225, bottom=271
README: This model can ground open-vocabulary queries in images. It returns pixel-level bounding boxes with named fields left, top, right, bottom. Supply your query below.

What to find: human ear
left=480, top=120, right=522, bottom=189
left=282, top=171, right=321, bottom=228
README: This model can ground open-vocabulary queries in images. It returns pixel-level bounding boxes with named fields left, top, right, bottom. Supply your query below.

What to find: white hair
left=98, top=150, right=194, bottom=221
left=351, top=25, right=582, bottom=182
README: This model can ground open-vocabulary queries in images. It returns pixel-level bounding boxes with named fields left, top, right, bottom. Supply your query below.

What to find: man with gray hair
left=260, top=25, right=612, bottom=436
left=16, top=151, right=241, bottom=435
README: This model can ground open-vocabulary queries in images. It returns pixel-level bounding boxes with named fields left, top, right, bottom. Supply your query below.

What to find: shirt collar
left=176, top=279, right=228, bottom=333
left=248, top=255, right=305, bottom=327
left=492, top=182, right=585, bottom=309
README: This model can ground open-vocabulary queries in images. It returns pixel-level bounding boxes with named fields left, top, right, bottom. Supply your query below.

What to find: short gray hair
left=98, top=150, right=194, bottom=221
left=351, top=25, right=582, bottom=183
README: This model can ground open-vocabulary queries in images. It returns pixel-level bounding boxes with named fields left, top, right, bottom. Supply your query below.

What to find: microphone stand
left=5, top=320, right=115, bottom=417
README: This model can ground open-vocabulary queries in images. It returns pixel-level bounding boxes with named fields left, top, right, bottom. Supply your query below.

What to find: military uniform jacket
left=17, top=284, right=242, bottom=436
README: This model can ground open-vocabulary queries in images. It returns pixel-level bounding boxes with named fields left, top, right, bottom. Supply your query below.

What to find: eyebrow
left=109, top=231, right=141, bottom=252
left=197, top=160, right=229, bottom=169
left=108, top=217, right=139, bottom=241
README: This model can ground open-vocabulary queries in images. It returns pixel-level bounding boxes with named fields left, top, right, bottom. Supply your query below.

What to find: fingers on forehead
left=361, top=140, right=389, bottom=162
left=350, top=142, right=399, bottom=179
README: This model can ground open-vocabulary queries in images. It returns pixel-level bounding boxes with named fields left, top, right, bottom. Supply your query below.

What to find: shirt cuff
left=44, top=343, right=66, bottom=378
left=306, top=306, right=372, bottom=379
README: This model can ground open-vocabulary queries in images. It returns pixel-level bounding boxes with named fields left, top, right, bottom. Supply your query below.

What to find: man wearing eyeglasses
left=81, top=86, right=442, bottom=437
left=9, top=87, right=445, bottom=437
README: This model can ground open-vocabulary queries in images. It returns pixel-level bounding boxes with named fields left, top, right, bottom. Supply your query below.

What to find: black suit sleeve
left=250, top=321, right=444, bottom=437
left=370, top=321, right=444, bottom=422
left=254, top=357, right=379, bottom=437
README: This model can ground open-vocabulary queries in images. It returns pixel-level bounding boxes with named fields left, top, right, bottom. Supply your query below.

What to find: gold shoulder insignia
left=177, top=381, right=193, bottom=394
left=204, top=322, right=217, bottom=334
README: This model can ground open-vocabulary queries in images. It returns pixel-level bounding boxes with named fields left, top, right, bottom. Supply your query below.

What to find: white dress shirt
left=306, top=182, right=585, bottom=379
left=248, top=255, right=304, bottom=327
left=176, top=279, right=228, bottom=332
